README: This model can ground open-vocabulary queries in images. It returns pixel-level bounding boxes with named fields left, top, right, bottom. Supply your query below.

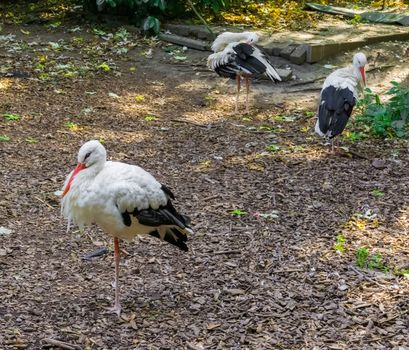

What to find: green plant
left=97, top=63, right=111, bottom=72
left=0, top=134, right=10, bottom=141
left=395, top=268, right=409, bottom=276
left=356, top=82, right=409, bottom=138
left=344, top=131, right=364, bottom=141
left=2, top=113, right=21, bottom=121
left=355, top=247, right=369, bottom=268
left=355, top=248, right=390, bottom=272
left=334, top=234, right=346, bottom=254
left=65, top=121, right=79, bottom=130
left=367, top=253, right=388, bottom=271
left=25, top=137, right=38, bottom=144
left=144, top=115, right=158, bottom=121
left=266, top=144, right=280, bottom=152
left=230, top=209, right=247, bottom=217
left=347, top=14, right=362, bottom=25
left=370, top=189, right=385, bottom=198
left=84, top=0, right=166, bottom=33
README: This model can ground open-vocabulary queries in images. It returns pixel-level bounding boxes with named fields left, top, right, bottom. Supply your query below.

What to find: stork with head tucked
left=207, top=31, right=281, bottom=113
left=315, top=52, right=367, bottom=152
left=60, top=140, right=193, bottom=316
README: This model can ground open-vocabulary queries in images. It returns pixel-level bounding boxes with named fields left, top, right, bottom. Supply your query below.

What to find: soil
left=0, top=20, right=408, bottom=350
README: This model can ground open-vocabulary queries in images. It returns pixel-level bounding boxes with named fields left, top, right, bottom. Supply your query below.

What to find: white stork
left=60, top=140, right=193, bottom=315
left=207, top=31, right=281, bottom=113
left=315, top=52, right=367, bottom=152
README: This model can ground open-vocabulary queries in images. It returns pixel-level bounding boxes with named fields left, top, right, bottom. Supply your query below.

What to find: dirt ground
left=0, top=20, right=408, bottom=350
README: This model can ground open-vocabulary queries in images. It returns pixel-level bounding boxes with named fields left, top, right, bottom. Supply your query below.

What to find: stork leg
left=235, top=74, right=241, bottom=113
left=331, top=138, right=337, bottom=154
left=245, top=77, right=250, bottom=114
left=109, top=237, right=121, bottom=316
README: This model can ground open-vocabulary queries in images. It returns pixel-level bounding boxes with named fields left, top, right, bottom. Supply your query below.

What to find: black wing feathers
left=161, top=184, right=175, bottom=200
left=318, top=86, right=356, bottom=138
left=213, top=42, right=267, bottom=78
left=120, top=188, right=191, bottom=251
left=233, top=43, right=266, bottom=75
left=233, top=42, right=254, bottom=59
left=149, top=229, right=188, bottom=251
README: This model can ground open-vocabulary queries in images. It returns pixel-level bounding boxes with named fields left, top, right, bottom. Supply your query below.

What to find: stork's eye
left=84, top=152, right=91, bottom=160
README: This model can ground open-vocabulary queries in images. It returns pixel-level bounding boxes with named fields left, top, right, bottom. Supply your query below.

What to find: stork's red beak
left=360, top=66, right=366, bottom=86
left=62, top=162, right=86, bottom=197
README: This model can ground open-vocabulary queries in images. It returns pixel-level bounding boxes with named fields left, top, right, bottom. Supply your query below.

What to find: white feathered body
left=321, top=66, right=361, bottom=99
left=315, top=65, right=362, bottom=138
left=61, top=161, right=170, bottom=241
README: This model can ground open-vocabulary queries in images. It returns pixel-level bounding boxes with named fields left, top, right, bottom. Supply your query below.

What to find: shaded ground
left=0, top=21, right=408, bottom=350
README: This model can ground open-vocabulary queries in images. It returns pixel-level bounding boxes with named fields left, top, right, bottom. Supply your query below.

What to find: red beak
left=62, top=163, right=86, bottom=197
left=360, top=66, right=366, bottom=86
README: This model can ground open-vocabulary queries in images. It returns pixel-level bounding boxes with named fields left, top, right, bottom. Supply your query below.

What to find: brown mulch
left=0, top=23, right=408, bottom=350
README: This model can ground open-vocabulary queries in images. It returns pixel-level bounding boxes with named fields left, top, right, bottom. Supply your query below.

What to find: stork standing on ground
left=60, top=140, right=193, bottom=316
left=207, top=31, right=281, bottom=113
left=315, top=52, right=367, bottom=152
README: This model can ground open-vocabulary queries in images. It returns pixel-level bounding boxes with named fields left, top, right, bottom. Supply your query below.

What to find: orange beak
left=360, top=66, right=366, bottom=86
left=62, top=162, right=86, bottom=197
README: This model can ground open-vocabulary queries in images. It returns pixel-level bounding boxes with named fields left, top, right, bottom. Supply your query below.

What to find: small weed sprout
left=355, top=247, right=369, bottom=268
left=334, top=234, right=346, bottom=254
left=230, top=209, right=247, bottom=218
left=0, top=134, right=10, bottom=142
left=2, top=113, right=21, bottom=121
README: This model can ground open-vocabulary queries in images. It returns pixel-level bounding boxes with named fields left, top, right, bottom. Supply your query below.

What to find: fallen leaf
left=207, top=323, right=221, bottom=330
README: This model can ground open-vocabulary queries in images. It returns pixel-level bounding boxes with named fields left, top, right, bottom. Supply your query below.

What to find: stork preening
left=315, top=52, right=367, bottom=152
left=60, top=140, right=193, bottom=316
left=207, top=31, right=281, bottom=113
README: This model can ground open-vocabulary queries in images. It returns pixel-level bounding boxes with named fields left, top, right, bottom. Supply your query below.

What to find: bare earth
left=0, top=22, right=408, bottom=350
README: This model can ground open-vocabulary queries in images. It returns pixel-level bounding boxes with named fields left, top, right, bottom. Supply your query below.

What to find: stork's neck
left=352, top=65, right=363, bottom=82
left=79, top=160, right=106, bottom=183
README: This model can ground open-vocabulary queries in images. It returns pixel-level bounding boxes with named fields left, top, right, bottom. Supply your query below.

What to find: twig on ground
left=366, top=64, right=395, bottom=73
left=213, top=249, right=242, bottom=255
left=271, top=268, right=304, bottom=274
left=202, top=194, right=220, bottom=202
left=43, top=338, right=81, bottom=350
left=34, top=195, right=54, bottom=209
left=170, top=119, right=208, bottom=128
left=349, top=265, right=384, bottom=287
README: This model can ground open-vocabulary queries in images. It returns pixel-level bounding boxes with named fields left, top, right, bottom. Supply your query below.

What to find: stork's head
left=77, top=140, right=107, bottom=168
left=243, top=31, right=259, bottom=45
left=352, top=52, right=367, bottom=85
left=62, top=140, right=106, bottom=197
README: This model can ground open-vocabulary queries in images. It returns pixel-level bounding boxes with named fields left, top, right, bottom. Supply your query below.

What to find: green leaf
left=266, top=144, right=280, bottom=152
left=144, top=115, right=157, bottom=121
left=97, top=63, right=111, bottom=71
left=333, top=234, right=346, bottom=254
left=2, top=113, right=20, bottom=121
left=370, top=189, right=385, bottom=197
left=0, top=134, right=10, bottom=141
left=25, top=137, right=38, bottom=144
left=356, top=247, right=369, bottom=268
left=230, top=209, right=247, bottom=217
left=65, top=121, right=79, bottom=130
left=143, top=16, right=160, bottom=34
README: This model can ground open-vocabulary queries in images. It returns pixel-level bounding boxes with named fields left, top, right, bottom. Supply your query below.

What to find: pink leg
left=111, top=237, right=121, bottom=316
left=245, top=77, right=250, bottom=113
left=235, top=74, right=241, bottom=113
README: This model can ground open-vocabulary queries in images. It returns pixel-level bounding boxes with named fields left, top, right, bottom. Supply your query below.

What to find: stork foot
left=106, top=302, right=122, bottom=317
